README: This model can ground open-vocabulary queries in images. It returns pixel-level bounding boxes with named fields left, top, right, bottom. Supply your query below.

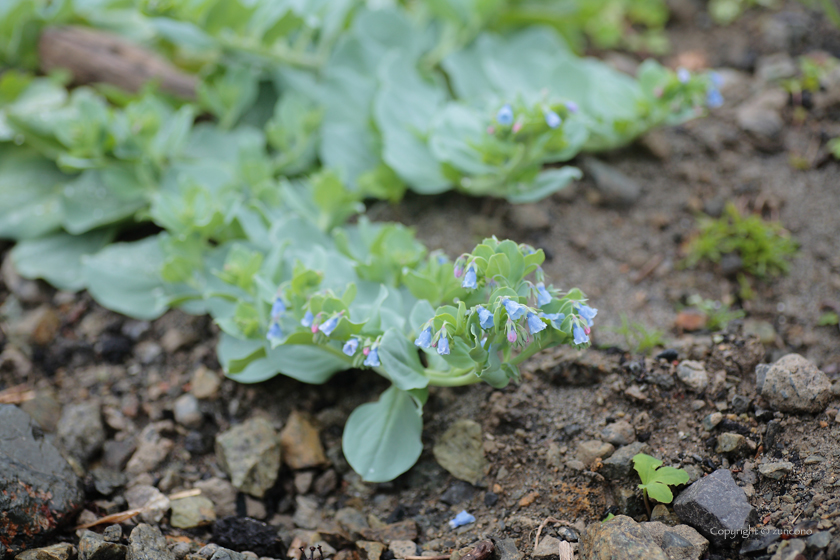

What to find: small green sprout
left=607, top=314, right=666, bottom=354
left=683, top=294, right=745, bottom=331
left=818, top=312, right=839, bottom=327
left=632, top=453, right=689, bottom=516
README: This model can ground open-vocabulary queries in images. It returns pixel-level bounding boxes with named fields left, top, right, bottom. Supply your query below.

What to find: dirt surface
left=2, top=2, right=840, bottom=560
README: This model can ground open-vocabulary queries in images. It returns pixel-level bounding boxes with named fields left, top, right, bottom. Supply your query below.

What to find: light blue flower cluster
left=266, top=297, right=286, bottom=342
left=414, top=325, right=452, bottom=356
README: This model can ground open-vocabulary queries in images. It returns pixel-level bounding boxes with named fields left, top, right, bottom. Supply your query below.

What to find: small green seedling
left=607, top=314, right=666, bottom=354
left=683, top=294, right=745, bottom=331
left=632, top=453, right=689, bottom=516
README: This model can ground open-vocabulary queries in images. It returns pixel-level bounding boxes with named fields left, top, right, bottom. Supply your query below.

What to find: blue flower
left=266, top=322, right=282, bottom=342
left=503, top=298, right=526, bottom=320
left=319, top=315, right=339, bottom=336
left=576, top=304, right=598, bottom=327
left=526, top=312, right=547, bottom=334
left=707, top=88, right=723, bottom=108
left=476, top=305, right=494, bottom=329
left=437, top=334, right=450, bottom=355
left=544, top=110, right=562, bottom=129
left=496, top=104, right=514, bottom=125
left=541, top=312, right=565, bottom=325
left=343, top=338, right=359, bottom=356
left=677, top=67, right=690, bottom=84
left=364, top=347, right=380, bottom=367
left=573, top=324, right=589, bottom=345
left=566, top=101, right=579, bottom=114
left=536, top=283, right=552, bottom=306
left=301, top=310, right=314, bottom=327
left=271, top=297, right=286, bottom=320
left=414, top=326, right=433, bottom=348
left=462, top=266, right=477, bottom=289
left=449, top=510, right=475, bottom=529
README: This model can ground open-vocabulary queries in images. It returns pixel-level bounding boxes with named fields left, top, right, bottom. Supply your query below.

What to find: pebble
left=489, top=538, right=520, bottom=560
left=127, top=525, right=174, bottom=560
left=0, top=405, right=84, bottom=555
left=356, top=542, right=385, bottom=560
left=245, top=496, right=266, bottom=520
left=173, top=394, right=203, bottom=429
left=676, top=361, right=709, bottom=392
left=2, top=255, right=45, bottom=303
left=161, top=327, right=198, bottom=353
left=78, top=529, right=127, bottom=560
left=759, top=354, right=832, bottom=413
left=675, top=310, right=707, bottom=332
left=293, top=496, right=323, bottom=530
left=642, top=522, right=708, bottom=560
left=432, top=419, right=487, bottom=485
left=335, top=507, right=369, bottom=539
left=715, top=433, right=745, bottom=454
left=743, top=320, right=776, bottom=346
left=388, top=541, right=417, bottom=559
left=440, top=481, right=476, bottom=505
left=170, top=496, right=216, bottom=528
left=808, top=531, right=832, bottom=549
left=124, top=485, right=170, bottom=524
left=576, top=440, right=615, bottom=467
left=313, top=469, right=338, bottom=496
left=582, top=515, right=667, bottom=560
left=294, top=471, right=315, bottom=495
left=279, top=411, right=327, bottom=470
left=804, top=454, right=826, bottom=465
left=601, top=442, right=651, bottom=481
left=191, top=366, right=221, bottom=400
left=673, top=469, right=756, bottom=547
left=736, top=90, right=786, bottom=139
left=56, top=402, right=106, bottom=464
left=601, top=420, right=636, bottom=446
left=126, top=424, right=174, bottom=475
left=20, top=392, right=62, bottom=433
left=215, top=417, right=282, bottom=498
left=770, top=539, right=805, bottom=560
left=359, top=520, right=418, bottom=544
left=91, top=467, right=126, bottom=496
left=755, top=53, right=798, bottom=82
left=212, top=516, right=285, bottom=557
left=532, top=536, right=560, bottom=558
left=764, top=419, right=783, bottom=451
left=649, top=505, right=680, bottom=527
left=758, top=461, right=793, bottom=480
left=134, top=341, right=163, bottom=364
left=508, top=204, right=551, bottom=231
left=12, top=305, right=60, bottom=346
left=15, top=543, right=77, bottom=560
left=702, top=412, right=723, bottom=432
left=582, top=158, right=642, bottom=206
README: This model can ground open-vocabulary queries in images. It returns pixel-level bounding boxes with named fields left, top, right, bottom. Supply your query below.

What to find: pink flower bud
left=512, top=121, right=522, bottom=133
left=311, top=324, right=318, bottom=333
left=486, top=126, right=495, bottom=135
left=363, top=347, right=370, bottom=356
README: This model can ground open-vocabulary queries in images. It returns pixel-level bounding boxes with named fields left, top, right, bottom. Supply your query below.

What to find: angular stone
left=770, top=539, right=805, bottom=560
left=173, top=395, right=203, bottom=429
left=125, top=424, right=174, bottom=475
left=356, top=542, right=384, bottom=560
left=649, top=505, right=680, bottom=527
left=758, top=461, right=793, bottom=480
left=0, top=405, right=84, bottom=555
left=676, top=361, right=708, bottom=392
left=194, top=477, right=237, bottom=518
left=293, top=496, right=322, bottom=530
left=335, top=508, right=369, bottom=539
left=15, top=543, right=77, bottom=560
left=576, top=440, right=615, bottom=467
left=702, top=413, right=723, bottom=432
left=642, top=522, right=708, bottom=560
left=78, top=530, right=126, bottom=560
left=582, top=516, right=667, bottom=560
left=127, top=525, right=174, bottom=560
left=215, top=417, right=281, bottom=498
left=715, top=433, right=745, bottom=454
left=432, top=419, right=487, bottom=485
left=359, top=520, right=418, bottom=544
left=124, top=485, right=170, bottom=525
left=170, top=496, right=216, bottom=529
left=279, top=412, right=327, bottom=470
left=489, top=538, right=520, bottom=560
left=673, top=469, right=756, bottom=547
left=601, top=442, right=651, bottom=481
left=388, top=541, right=417, bottom=559
left=191, top=366, right=221, bottom=400
left=57, top=402, right=105, bottom=463
left=601, top=421, right=636, bottom=446
left=532, top=536, right=559, bottom=558
left=759, top=354, right=832, bottom=413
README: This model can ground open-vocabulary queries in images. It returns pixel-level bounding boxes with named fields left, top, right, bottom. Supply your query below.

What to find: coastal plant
left=632, top=453, right=689, bottom=515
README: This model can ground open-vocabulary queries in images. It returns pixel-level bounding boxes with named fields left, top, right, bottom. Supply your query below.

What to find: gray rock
left=79, top=530, right=127, bottom=560
left=103, top=526, right=122, bottom=543
left=601, top=421, right=636, bottom=446
left=736, top=90, right=787, bottom=139
left=764, top=419, right=783, bottom=451
left=758, top=461, right=793, bottom=480
left=702, top=413, right=723, bottom=432
left=170, top=496, right=216, bottom=529
left=14, top=543, right=76, bottom=560
left=335, top=507, right=369, bottom=539
left=91, top=467, right=126, bottom=496
left=388, top=541, right=417, bottom=559
left=0, top=405, right=84, bottom=555
left=673, top=469, right=756, bottom=547
left=215, top=417, right=281, bottom=498
left=583, top=158, right=642, bottom=206
left=582, top=515, right=667, bottom=560
left=601, top=442, right=651, bottom=481
left=642, top=522, right=708, bottom=560
left=194, top=477, right=237, bottom=518
left=576, top=440, right=615, bottom=467
left=755, top=53, right=798, bottom=82
left=293, top=496, right=322, bottom=530
left=731, top=395, right=752, bottom=415
left=191, top=367, right=221, bottom=400
left=759, top=354, right=832, bottom=413
left=770, top=539, right=805, bottom=560
left=432, top=419, right=487, bottom=485
left=124, top=485, right=170, bottom=524
left=532, top=536, right=560, bottom=558
left=126, top=424, right=174, bottom=475
left=489, top=537, right=520, bottom=560
left=808, top=532, right=832, bottom=549
left=676, top=361, right=709, bottom=392
left=715, top=433, right=745, bottom=454
left=440, top=481, right=476, bottom=505
left=173, top=395, right=203, bottom=429
left=127, top=525, right=174, bottom=560
left=755, top=364, right=771, bottom=392
left=57, top=402, right=105, bottom=463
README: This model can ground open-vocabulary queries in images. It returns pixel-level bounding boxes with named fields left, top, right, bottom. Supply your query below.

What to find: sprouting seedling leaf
left=632, top=453, right=689, bottom=505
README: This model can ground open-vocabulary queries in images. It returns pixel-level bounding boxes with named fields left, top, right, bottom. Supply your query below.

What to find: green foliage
left=683, top=294, right=745, bottom=331
left=818, top=312, right=839, bottom=326
left=708, top=0, right=777, bottom=25
left=608, top=314, right=665, bottom=354
left=780, top=53, right=839, bottom=99
left=633, top=453, right=689, bottom=504
left=684, top=204, right=798, bottom=280
left=829, top=137, right=840, bottom=160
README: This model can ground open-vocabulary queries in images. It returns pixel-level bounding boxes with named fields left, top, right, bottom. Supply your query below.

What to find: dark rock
left=57, top=402, right=105, bottom=463
left=739, top=530, right=779, bottom=555
left=102, top=439, right=136, bottom=471
left=90, top=467, right=126, bottom=496
left=14, top=543, right=76, bottom=560
left=102, top=526, right=122, bottom=543
left=557, top=527, right=579, bottom=542
left=601, top=442, right=651, bottom=481
left=489, top=538, right=520, bottom=560
left=484, top=492, right=499, bottom=507
left=0, top=405, right=84, bottom=556
left=764, top=420, right=783, bottom=451
left=826, top=538, right=840, bottom=560
left=673, top=469, right=756, bottom=547
left=582, top=515, right=667, bottom=560
left=440, top=481, right=476, bottom=505
left=126, top=525, right=174, bottom=560
left=212, top=517, right=285, bottom=557
left=78, top=530, right=127, bottom=560
left=731, top=396, right=752, bottom=415
left=97, top=334, right=134, bottom=364
left=656, top=349, right=679, bottom=362
left=720, top=253, right=743, bottom=278
left=753, top=407, right=775, bottom=422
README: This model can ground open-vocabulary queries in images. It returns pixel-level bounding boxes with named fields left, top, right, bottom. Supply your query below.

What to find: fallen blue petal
left=449, top=510, right=475, bottom=529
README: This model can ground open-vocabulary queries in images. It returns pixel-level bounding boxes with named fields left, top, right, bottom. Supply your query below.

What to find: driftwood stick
left=38, top=26, right=198, bottom=99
